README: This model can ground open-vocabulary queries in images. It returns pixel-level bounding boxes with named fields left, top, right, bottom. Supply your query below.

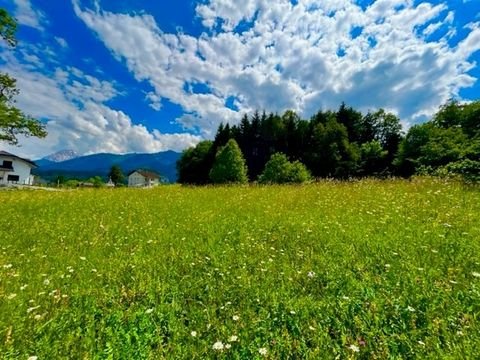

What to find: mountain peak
left=43, top=149, right=80, bottom=163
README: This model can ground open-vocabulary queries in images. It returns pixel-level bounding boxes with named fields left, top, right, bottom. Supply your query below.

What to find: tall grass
left=0, top=178, right=479, bottom=358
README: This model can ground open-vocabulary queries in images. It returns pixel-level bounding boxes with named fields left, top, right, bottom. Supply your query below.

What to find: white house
left=0, top=150, right=37, bottom=186
left=128, top=170, right=160, bottom=187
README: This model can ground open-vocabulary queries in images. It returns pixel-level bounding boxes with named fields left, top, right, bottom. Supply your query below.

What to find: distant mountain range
left=43, top=149, right=79, bottom=162
left=34, top=150, right=181, bottom=183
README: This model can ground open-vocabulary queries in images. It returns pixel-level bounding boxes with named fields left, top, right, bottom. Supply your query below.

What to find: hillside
left=34, top=151, right=181, bottom=182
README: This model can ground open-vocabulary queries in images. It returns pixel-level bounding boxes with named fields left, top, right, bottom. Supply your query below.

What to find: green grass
left=1, top=178, right=479, bottom=359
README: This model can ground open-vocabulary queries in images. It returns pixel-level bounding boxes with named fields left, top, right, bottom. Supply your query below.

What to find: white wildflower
left=418, top=340, right=425, bottom=346
left=232, top=315, right=239, bottom=321
left=191, top=331, right=197, bottom=337
left=34, top=314, right=42, bottom=321
left=290, top=310, right=296, bottom=315
left=472, top=272, right=480, bottom=278
left=309, top=326, right=315, bottom=331
left=407, top=306, right=416, bottom=312
left=43, top=279, right=50, bottom=286
left=20, top=284, right=28, bottom=291
left=80, top=256, right=86, bottom=261
left=384, top=264, right=391, bottom=268
left=348, top=344, right=360, bottom=352
left=307, top=271, right=315, bottom=278
left=145, top=308, right=154, bottom=314
left=259, top=347, right=268, bottom=356
left=228, top=335, right=238, bottom=342
left=212, top=341, right=224, bottom=351
left=225, top=343, right=231, bottom=349
left=7, top=293, right=17, bottom=299
left=27, top=356, right=38, bottom=360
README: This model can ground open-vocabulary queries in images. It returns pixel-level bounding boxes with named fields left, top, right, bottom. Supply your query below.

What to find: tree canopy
left=177, top=99, right=479, bottom=184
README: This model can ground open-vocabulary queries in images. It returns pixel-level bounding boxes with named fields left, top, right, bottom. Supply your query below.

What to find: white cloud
left=71, top=0, right=480, bottom=136
left=0, top=50, right=201, bottom=159
left=13, top=0, right=46, bottom=30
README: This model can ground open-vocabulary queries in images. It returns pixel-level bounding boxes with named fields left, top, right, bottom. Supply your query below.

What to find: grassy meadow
left=0, top=178, right=479, bottom=359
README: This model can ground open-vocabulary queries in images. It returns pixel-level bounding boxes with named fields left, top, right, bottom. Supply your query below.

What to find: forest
left=177, top=100, right=480, bottom=184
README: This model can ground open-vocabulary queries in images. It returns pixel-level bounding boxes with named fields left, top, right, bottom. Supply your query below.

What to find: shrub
left=259, top=153, right=311, bottom=184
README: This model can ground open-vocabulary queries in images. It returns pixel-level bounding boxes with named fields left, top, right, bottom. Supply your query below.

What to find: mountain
left=34, top=151, right=181, bottom=183
left=43, top=149, right=79, bottom=162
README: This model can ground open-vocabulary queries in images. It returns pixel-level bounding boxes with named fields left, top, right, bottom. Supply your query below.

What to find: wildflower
left=309, top=326, right=315, bottom=331
left=43, top=279, right=50, bottom=286
left=472, top=272, right=480, bottom=278
left=259, top=347, right=268, bottom=356
left=27, top=306, right=40, bottom=313
left=290, top=310, right=296, bottom=315
left=225, top=343, right=231, bottom=349
left=232, top=315, right=239, bottom=321
left=34, top=314, right=42, bottom=321
left=80, top=256, right=86, bottom=261
left=3, top=264, right=13, bottom=269
left=407, top=306, right=416, bottom=312
left=228, top=335, right=238, bottom=342
left=348, top=344, right=360, bottom=352
left=191, top=331, right=197, bottom=337
left=384, top=264, right=391, bottom=268
left=307, top=271, right=315, bottom=278
left=145, top=308, right=154, bottom=314
left=7, top=293, right=17, bottom=299
left=212, top=341, right=224, bottom=350
left=27, top=356, right=38, bottom=360
left=20, top=284, right=28, bottom=291
left=418, top=340, right=425, bottom=346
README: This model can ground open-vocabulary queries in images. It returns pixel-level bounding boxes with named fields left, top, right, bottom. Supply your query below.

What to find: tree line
left=177, top=100, right=480, bottom=184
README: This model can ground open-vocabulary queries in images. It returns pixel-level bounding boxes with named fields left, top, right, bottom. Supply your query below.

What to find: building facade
left=128, top=170, right=160, bottom=187
left=0, top=151, right=37, bottom=186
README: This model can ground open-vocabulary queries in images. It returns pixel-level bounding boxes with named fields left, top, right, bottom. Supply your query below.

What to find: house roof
left=0, top=150, right=37, bottom=168
left=128, top=169, right=160, bottom=179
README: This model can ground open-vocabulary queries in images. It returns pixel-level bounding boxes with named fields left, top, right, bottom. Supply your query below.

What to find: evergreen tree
left=108, top=165, right=125, bottom=185
left=209, top=139, right=248, bottom=184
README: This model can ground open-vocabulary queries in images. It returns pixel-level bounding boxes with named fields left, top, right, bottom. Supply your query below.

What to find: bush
left=259, top=153, right=311, bottom=184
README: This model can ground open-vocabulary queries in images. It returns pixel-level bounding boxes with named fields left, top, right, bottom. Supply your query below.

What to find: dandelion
left=212, top=341, right=224, bottom=351
left=232, top=315, right=239, bottom=321
left=145, top=308, right=154, bottom=314
left=307, top=271, right=315, bottom=278
left=472, top=272, right=480, bottom=278
left=259, top=347, right=268, bottom=356
left=348, top=344, right=360, bottom=352
left=228, top=335, right=238, bottom=342
left=191, top=331, right=197, bottom=337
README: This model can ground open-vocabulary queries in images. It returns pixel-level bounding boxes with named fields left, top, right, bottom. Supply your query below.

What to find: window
left=2, top=160, right=13, bottom=169
left=7, top=175, right=19, bottom=182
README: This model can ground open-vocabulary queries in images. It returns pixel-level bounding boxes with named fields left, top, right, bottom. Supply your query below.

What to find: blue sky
left=0, top=0, right=479, bottom=158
